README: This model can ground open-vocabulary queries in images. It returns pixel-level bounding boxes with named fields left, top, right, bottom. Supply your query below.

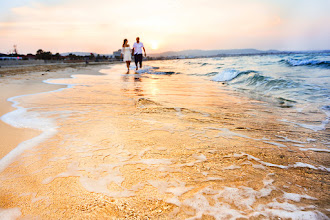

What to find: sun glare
left=150, top=40, right=159, bottom=50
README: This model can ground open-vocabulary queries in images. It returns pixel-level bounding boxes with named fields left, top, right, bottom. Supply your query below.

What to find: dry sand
left=0, top=63, right=329, bottom=219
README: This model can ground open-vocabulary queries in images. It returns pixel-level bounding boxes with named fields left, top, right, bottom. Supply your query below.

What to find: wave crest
left=211, top=69, right=257, bottom=82
left=282, top=58, right=330, bottom=67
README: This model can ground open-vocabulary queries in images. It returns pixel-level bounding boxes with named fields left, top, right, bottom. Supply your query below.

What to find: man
left=132, top=37, right=146, bottom=70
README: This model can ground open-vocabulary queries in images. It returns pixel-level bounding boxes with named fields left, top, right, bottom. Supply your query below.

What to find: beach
left=0, top=58, right=329, bottom=219
left=0, top=63, right=112, bottom=160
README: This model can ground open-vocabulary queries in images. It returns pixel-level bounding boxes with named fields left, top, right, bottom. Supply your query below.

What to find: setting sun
left=150, top=40, right=159, bottom=50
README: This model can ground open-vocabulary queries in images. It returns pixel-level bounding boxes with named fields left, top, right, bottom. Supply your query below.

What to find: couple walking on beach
left=121, top=37, right=147, bottom=72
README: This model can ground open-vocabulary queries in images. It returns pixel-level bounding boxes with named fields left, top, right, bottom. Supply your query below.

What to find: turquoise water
left=139, top=53, right=330, bottom=133
left=144, top=53, right=330, bottom=109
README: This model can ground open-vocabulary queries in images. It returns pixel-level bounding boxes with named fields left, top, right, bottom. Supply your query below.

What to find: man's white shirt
left=133, top=42, right=144, bottom=54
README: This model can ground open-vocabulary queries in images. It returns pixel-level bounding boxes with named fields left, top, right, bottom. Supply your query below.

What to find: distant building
left=113, top=49, right=122, bottom=59
left=0, top=56, right=22, bottom=60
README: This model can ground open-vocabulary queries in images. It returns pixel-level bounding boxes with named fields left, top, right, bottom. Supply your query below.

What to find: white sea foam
left=285, top=58, right=330, bottom=67
left=0, top=106, right=57, bottom=173
left=223, top=165, right=241, bottom=170
left=0, top=208, right=22, bottom=220
left=30, top=192, right=49, bottom=204
left=182, top=177, right=274, bottom=219
left=0, top=76, right=77, bottom=173
left=252, top=202, right=328, bottom=219
left=182, top=176, right=326, bottom=220
left=280, top=118, right=329, bottom=132
left=264, top=141, right=287, bottom=148
left=167, top=186, right=194, bottom=196
left=148, top=180, right=193, bottom=196
left=183, top=190, right=245, bottom=220
left=211, top=69, right=240, bottom=82
left=307, top=138, right=317, bottom=142
left=79, top=174, right=134, bottom=198
left=192, top=154, right=206, bottom=161
left=293, top=162, right=317, bottom=169
left=138, top=147, right=150, bottom=158
left=275, top=135, right=306, bottom=144
left=206, top=127, right=250, bottom=139
left=282, top=192, right=317, bottom=202
left=177, top=154, right=207, bottom=167
left=252, top=163, right=266, bottom=170
left=138, top=158, right=172, bottom=165
left=166, top=197, right=181, bottom=206
left=303, top=148, right=330, bottom=153
left=293, top=162, right=330, bottom=172
left=42, top=161, right=136, bottom=197
left=148, top=180, right=170, bottom=194
left=42, top=162, right=81, bottom=184
left=206, top=177, right=223, bottom=181
left=135, top=66, right=154, bottom=74
left=234, top=152, right=330, bottom=172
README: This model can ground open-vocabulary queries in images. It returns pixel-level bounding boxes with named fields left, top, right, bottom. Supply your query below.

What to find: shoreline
left=0, top=63, right=112, bottom=160
left=0, top=61, right=119, bottom=76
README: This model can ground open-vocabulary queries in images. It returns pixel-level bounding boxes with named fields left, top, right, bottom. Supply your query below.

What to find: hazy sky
left=1, top=0, right=329, bottom=54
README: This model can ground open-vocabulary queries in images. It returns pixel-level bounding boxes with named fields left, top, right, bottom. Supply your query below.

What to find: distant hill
left=149, top=49, right=282, bottom=57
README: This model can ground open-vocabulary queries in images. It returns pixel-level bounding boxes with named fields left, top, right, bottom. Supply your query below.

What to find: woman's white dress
left=122, top=46, right=131, bottom=62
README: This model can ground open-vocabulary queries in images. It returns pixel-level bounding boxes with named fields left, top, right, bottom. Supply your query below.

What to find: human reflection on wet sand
left=121, top=72, right=144, bottom=97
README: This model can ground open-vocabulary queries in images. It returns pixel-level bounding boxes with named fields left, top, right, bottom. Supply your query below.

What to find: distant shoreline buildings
left=1, top=48, right=329, bottom=63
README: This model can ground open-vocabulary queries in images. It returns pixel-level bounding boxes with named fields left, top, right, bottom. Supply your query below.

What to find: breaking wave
left=211, top=69, right=258, bottom=82
left=281, top=58, right=330, bottom=68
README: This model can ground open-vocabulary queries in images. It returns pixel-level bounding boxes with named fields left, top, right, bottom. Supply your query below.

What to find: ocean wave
left=282, top=58, right=330, bottom=67
left=136, top=66, right=179, bottom=75
left=231, top=72, right=301, bottom=97
left=211, top=69, right=257, bottom=82
left=218, top=71, right=303, bottom=107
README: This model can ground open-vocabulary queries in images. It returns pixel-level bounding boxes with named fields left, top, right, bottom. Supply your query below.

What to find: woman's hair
left=123, top=39, right=128, bottom=47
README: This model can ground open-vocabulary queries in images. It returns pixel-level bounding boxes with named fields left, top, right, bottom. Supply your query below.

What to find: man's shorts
left=134, top=54, right=143, bottom=64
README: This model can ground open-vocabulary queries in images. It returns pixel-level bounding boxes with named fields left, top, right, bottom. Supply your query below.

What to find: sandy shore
left=0, top=63, right=329, bottom=219
left=0, top=63, right=112, bottom=159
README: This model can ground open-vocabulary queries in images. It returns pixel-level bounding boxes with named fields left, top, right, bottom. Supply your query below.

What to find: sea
left=139, top=53, right=330, bottom=132
left=143, top=53, right=330, bottom=110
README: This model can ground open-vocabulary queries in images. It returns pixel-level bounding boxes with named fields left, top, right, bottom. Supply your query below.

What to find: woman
left=121, top=39, right=131, bottom=72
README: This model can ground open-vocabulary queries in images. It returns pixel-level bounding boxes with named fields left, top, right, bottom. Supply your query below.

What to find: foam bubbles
left=282, top=192, right=317, bottom=202
left=223, top=165, right=241, bottom=170
left=148, top=180, right=193, bottom=196
left=280, top=118, right=329, bottom=132
left=182, top=177, right=325, bottom=220
left=0, top=208, right=22, bottom=220
left=264, top=141, right=287, bottom=148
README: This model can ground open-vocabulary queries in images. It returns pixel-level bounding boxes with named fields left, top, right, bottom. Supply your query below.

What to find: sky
left=0, top=0, right=330, bottom=54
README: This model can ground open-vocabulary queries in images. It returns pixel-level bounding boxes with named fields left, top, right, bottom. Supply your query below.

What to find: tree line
left=1, top=49, right=110, bottom=61
left=35, top=49, right=109, bottom=61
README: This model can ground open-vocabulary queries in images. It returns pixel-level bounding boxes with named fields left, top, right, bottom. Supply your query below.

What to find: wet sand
left=0, top=63, right=329, bottom=219
left=0, top=63, right=111, bottom=159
